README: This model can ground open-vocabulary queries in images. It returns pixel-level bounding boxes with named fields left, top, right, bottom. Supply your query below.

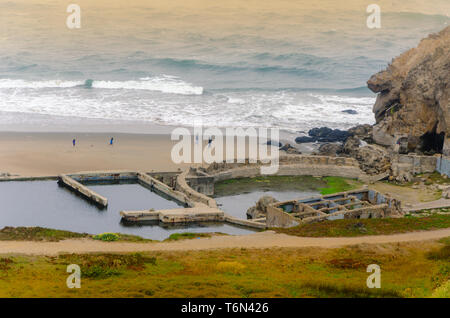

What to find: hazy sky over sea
left=2, top=0, right=448, bottom=59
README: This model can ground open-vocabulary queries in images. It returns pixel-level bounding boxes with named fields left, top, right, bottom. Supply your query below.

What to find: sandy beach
left=0, top=132, right=190, bottom=176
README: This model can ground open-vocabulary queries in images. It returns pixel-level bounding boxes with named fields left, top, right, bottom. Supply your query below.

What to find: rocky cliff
left=367, top=26, right=450, bottom=155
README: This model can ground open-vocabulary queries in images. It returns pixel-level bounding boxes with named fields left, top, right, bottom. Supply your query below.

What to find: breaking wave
left=0, top=76, right=204, bottom=95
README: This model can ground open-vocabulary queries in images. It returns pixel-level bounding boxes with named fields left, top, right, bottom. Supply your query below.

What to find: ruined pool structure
left=0, top=155, right=407, bottom=238
left=119, top=155, right=404, bottom=229
left=266, top=189, right=402, bottom=228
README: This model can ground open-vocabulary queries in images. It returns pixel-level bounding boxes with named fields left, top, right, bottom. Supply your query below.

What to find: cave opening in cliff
left=420, top=126, right=445, bottom=154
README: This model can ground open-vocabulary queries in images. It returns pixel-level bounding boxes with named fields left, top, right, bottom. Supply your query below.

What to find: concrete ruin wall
left=137, top=172, right=192, bottom=208
left=175, top=169, right=218, bottom=208
left=210, top=156, right=366, bottom=183
left=436, top=156, right=450, bottom=177
left=69, top=171, right=138, bottom=182
left=391, top=154, right=437, bottom=176
left=147, top=171, right=180, bottom=188
left=302, top=205, right=388, bottom=223
left=186, top=175, right=215, bottom=196
left=266, top=205, right=300, bottom=228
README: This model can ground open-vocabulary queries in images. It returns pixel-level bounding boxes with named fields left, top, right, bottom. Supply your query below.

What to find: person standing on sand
left=72, top=138, right=76, bottom=147
left=110, top=137, right=114, bottom=146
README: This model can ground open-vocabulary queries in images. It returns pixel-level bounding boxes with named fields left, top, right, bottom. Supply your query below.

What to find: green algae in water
left=214, top=175, right=328, bottom=197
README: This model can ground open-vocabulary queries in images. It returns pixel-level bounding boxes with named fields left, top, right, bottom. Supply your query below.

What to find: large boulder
left=246, top=195, right=278, bottom=219
left=352, top=145, right=391, bottom=175
left=367, top=26, right=450, bottom=154
left=318, top=143, right=343, bottom=157
left=342, top=136, right=361, bottom=155
left=348, top=124, right=373, bottom=143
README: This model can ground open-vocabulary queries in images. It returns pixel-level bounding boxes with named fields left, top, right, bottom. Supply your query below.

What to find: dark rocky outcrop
left=280, top=143, right=302, bottom=154
left=367, top=26, right=449, bottom=155
left=295, top=127, right=350, bottom=144
left=295, top=136, right=315, bottom=143
left=266, top=140, right=282, bottom=147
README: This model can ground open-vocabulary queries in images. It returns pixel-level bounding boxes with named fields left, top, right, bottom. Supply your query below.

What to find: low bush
left=93, top=233, right=119, bottom=242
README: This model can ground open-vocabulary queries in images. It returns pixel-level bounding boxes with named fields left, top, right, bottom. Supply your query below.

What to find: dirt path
left=404, top=198, right=450, bottom=212
left=1, top=229, right=449, bottom=255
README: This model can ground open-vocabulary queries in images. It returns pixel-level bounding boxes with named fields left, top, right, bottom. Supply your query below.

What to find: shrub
left=426, top=246, right=450, bottom=261
left=93, top=233, right=119, bottom=242
left=58, top=253, right=157, bottom=279
left=0, top=258, right=14, bottom=271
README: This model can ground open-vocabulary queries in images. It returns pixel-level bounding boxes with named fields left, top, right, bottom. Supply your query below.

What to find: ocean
left=0, top=0, right=448, bottom=134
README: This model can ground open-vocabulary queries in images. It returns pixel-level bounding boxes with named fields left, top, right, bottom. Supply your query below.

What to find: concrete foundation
left=120, top=207, right=225, bottom=223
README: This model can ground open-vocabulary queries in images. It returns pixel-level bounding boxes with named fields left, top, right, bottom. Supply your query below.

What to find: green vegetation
left=110, top=233, right=154, bottom=243
left=0, top=227, right=153, bottom=243
left=214, top=175, right=327, bottom=196
left=58, top=253, right=157, bottom=278
left=93, top=233, right=119, bottom=242
left=165, top=232, right=210, bottom=241
left=272, top=214, right=450, bottom=237
left=418, top=171, right=450, bottom=185
left=319, top=176, right=358, bottom=195
left=214, top=175, right=360, bottom=197
left=0, top=226, right=89, bottom=242
left=165, top=232, right=223, bottom=241
left=0, top=240, right=448, bottom=297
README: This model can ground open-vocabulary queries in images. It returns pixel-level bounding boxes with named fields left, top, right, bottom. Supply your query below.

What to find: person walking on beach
left=110, top=137, right=114, bottom=146
left=208, top=136, right=212, bottom=148
left=72, top=138, right=76, bottom=147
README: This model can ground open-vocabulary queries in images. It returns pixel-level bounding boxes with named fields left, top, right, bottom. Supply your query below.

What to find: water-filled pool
left=0, top=181, right=256, bottom=240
